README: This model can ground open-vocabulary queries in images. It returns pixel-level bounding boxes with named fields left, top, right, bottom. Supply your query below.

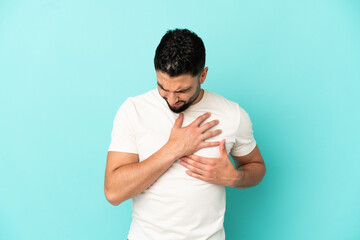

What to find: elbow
left=104, top=188, right=125, bottom=206
left=256, top=164, right=267, bottom=186
left=235, top=163, right=266, bottom=190
left=262, top=162, right=267, bottom=179
left=256, top=163, right=267, bottom=185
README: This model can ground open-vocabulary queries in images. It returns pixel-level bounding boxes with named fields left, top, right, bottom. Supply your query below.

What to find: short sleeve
left=230, top=105, right=257, bottom=157
left=107, top=99, right=138, bottom=153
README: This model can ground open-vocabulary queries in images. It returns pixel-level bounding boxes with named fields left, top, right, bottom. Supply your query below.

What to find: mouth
left=171, top=102, right=183, bottom=108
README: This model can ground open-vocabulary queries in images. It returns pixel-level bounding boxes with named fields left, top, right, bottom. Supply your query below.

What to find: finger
left=219, top=139, right=227, bottom=156
left=201, top=129, right=222, bottom=140
left=181, top=162, right=206, bottom=176
left=199, top=119, right=220, bottom=133
left=200, top=141, right=221, bottom=148
left=191, top=112, right=211, bottom=127
left=187, top=155, right=217, bottom=169
left=186, top=171, right=210, bottom=182
left=185, top=154, right=209, bottom=165
left=173, top=113, right=184, bottom=128
left=180, top=156, right=208, bottom=171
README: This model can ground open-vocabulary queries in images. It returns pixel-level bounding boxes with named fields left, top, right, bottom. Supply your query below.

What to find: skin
left=180, top=140, right=266, bottom=189
left=156, top=69, right=206, bottom=113
left=104, top=67, right=266, bottom=206
left=157, top=67, right=265, bottom=188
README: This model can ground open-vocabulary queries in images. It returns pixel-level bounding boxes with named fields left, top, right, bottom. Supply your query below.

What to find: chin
left=169, top=104, right=191, bottom=113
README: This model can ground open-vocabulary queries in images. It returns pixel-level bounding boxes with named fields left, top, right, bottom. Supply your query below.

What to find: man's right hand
left=165, top=112, right=222, bottom=158
left=105, top=112, right=222, bottom=205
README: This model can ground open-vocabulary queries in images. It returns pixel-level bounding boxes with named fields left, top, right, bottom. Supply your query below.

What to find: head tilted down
left=154, top=28, right=208, bottom=113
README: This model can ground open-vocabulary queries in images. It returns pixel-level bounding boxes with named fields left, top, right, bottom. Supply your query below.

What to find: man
left=104, top=28, right=266, bottom=240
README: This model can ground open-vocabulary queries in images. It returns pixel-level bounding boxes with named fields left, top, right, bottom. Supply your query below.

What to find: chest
left=134, top=106, right=237, bottom=161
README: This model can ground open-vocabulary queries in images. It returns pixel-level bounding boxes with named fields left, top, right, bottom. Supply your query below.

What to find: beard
left=165, top=83, right=202, bottom=113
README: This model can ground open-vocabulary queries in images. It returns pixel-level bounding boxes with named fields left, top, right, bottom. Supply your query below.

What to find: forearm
left=106, top=144, right=181, bottom=205
left=232, top=163, right=266, bottom=189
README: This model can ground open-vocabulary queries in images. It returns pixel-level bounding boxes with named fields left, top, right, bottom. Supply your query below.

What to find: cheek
left=178, top=93, right=191, bottom=102
left=187, top=90, right=198, bottom=101
left=158, top=89, right=168, bottom=99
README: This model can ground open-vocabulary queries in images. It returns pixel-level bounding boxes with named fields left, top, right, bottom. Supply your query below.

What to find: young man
left=104, top=29, right=266, bottom=240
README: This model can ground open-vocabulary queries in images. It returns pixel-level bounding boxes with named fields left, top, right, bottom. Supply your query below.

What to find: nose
left=167, top=92, right=179, bottom=106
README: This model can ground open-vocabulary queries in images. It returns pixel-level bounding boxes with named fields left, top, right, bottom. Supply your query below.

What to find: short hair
left=154, top=28, right=206, bottom=77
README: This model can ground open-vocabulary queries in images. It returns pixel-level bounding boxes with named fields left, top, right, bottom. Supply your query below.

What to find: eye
left=158, top=86, right=168, bottom=92
left=176, top=88, right=191, bottom=93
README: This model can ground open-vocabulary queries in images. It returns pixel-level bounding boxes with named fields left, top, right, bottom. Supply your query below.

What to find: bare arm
left=231, top=145, right=266, bottom=189
left=104, top=146, right=179, bottom=206
left=179, top=142, right=266, bottom=189
left=104, top=112, right=222, bottom=206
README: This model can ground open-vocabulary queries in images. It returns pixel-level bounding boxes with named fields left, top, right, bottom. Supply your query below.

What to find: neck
left=191, top=89, right=204, bottom=106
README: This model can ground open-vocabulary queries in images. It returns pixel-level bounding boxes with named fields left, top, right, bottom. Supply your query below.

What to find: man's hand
left=179, top=139, right=242, bottom=187
left=165, top=112, right=222, bottom=158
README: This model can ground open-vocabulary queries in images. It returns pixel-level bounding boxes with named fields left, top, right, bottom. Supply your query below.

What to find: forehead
left=156, top=71, right=196, bottom=90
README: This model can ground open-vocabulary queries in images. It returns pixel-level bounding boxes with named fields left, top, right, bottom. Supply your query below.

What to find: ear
left=199, top=67, right=208, bottom=84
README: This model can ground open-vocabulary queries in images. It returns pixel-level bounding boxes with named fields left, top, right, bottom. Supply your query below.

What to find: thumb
left=174, top=113, right=184, bottom=128
left=219, top=139, right=227, bottom=156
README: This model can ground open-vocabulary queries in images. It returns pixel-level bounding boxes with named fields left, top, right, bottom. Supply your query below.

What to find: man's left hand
left=180, top=139, right=243, bottom=187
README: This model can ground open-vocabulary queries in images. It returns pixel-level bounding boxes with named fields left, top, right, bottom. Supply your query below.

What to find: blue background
left=1, top=0, right=359, bottom=239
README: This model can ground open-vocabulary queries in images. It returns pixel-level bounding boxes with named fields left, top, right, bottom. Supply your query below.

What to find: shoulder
left=204, top=90, right=251, bottom=125
left=204, top=90, right=246, bottom=115
left=125, top=89, right=158, bottom=104
left=117, top=89, right=158, bottom=110
left=205, top=90, right=239, bottom=109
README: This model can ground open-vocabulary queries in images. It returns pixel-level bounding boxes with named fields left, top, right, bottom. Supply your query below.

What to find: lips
left=172, top=103, right=182, bottom=107
left=171, top=102, right=183, bottom=107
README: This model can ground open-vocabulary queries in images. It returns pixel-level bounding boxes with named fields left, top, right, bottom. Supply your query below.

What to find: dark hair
left=154, top=28, right=205, bottom=77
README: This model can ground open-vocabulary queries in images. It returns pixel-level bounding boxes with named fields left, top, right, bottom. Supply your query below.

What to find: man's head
left=154, top=28, right=208, bottom=113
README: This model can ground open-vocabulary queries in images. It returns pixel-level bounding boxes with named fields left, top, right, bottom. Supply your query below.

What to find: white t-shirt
left=108, top=89, right=257, bottom=240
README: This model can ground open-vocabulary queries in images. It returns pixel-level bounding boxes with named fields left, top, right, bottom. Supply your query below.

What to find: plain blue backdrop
left=1, top=0, right=359, bottom=239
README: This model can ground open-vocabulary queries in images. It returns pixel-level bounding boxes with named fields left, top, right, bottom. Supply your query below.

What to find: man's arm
left=104, top=148, right=179, bottom=206
left=104, top=112, right=222, bottom=206
left=231, top=145, right=266, bottom=189
left=179, top=141, right=266, bottom=189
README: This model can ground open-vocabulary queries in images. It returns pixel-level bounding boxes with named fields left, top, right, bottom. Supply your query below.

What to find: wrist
left=163, top=141, right=183, bottom=161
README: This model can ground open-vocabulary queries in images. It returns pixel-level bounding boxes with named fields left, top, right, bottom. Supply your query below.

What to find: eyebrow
left=157, top=82, right=192, bottom=93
